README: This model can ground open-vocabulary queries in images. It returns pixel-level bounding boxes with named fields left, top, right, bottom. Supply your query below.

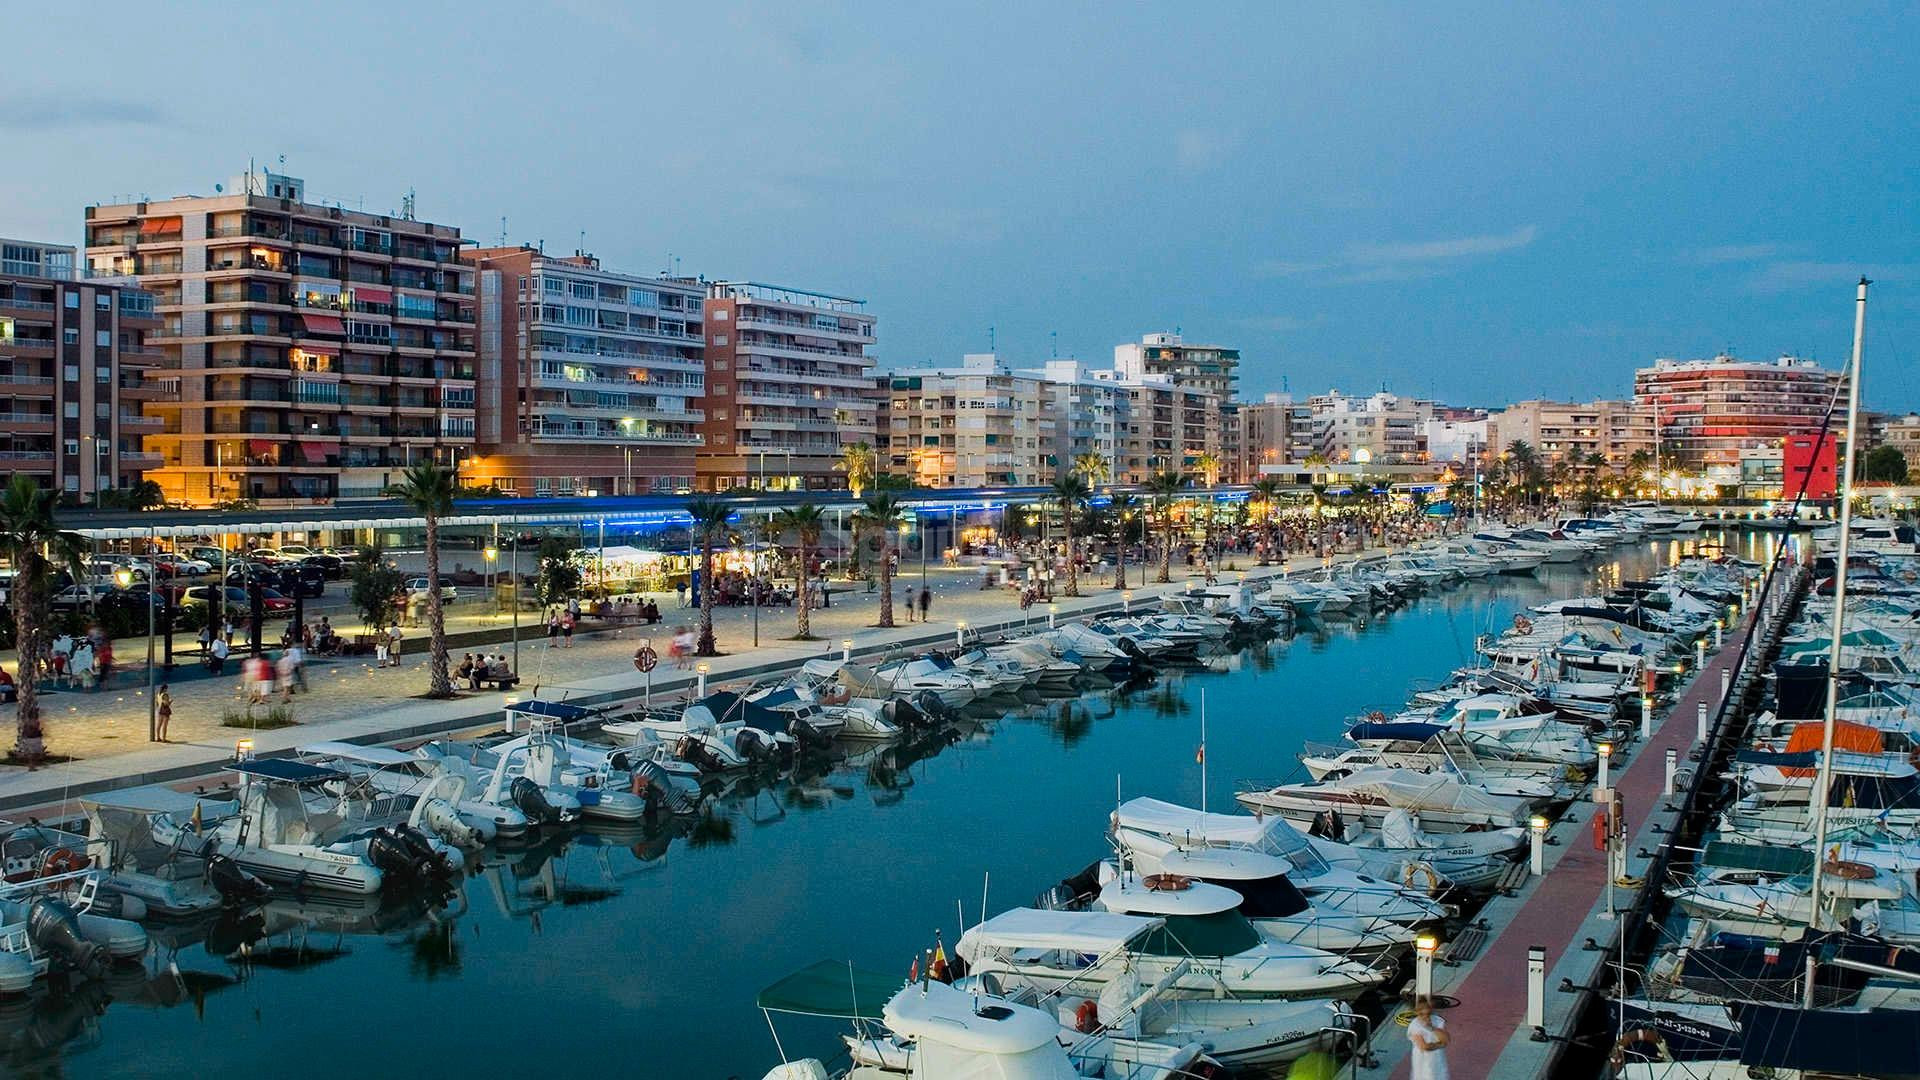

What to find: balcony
left=0, top=374, right=54, bottom=386
left=0, top=294, right=56, bottom=312
left=0, top=412, right=54, bottom=427
left=0, top=450, right=56, bottom=462
left=1, top=337, right=56, bottom=353
left=528, top=421, right=703, bottom=445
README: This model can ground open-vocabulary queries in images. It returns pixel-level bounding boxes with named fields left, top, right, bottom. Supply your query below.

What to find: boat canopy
left=963, top=908, right=1158, bottom=953
left=1348, top=721, right=1446, bottom=743
left=1702, top=841, right=1815, bottom=877
left=1099, top=876, right=1241, bottom=917
left=298, top=741, right=417, bottom=767
left=507, top=699, right=597, bottom=721
left=230, top=758, right=344, bottom=784
left=701, top=690, right=793, bottom=736
left=1115, top=797, right=1275, bottom=846
left=755, top=959, right=903, bottom=1020
left=884, top=980, right=1063, bottom=1056
left=1738, top=1003, right=1920, bottom=1073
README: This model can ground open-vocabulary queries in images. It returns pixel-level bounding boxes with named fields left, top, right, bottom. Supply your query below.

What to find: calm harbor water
left=22, top=537, right=1757, bottom=1079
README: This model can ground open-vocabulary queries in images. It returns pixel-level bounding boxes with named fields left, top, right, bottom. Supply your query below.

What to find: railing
left=0, top=295, right=56, bottom=311
left=0, top=450, right=55, bottom=461
left=2, top=337, right=56, bottom=350
left=0, top=412, right=53, bottom=424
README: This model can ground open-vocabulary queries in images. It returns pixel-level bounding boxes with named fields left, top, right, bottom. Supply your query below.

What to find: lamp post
left=509, top=522, right=521, bottom=674
left=484, top=545, right=499, bottom=622
left=1529, top=814, right=1548, bottom=876
left=1597, top=740, right=1612, bottom=792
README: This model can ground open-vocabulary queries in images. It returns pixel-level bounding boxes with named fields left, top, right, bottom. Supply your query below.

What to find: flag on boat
left=1195, top=744, right=1206, bottom=765
left=931, top=943, right=951, bottom=983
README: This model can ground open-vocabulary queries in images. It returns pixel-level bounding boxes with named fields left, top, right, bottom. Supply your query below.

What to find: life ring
left=1073, top=998, right=1100, bottom=1033
left=1823, top=859, right=1876, bottom=881
left=1142, top=873, right=1192, bottom=892
left=1609, top=1026, right=1675, bottom=1067
left=1513, top=615, right=1534, bottom=634
left=1366, top=710, right=1388, bottom=724
left=39, top=848, right=87, bottom=876
left=1402, top=861, right=1446, bottom=897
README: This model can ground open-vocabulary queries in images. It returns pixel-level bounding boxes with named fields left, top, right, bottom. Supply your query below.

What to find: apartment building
left=1634, top=354, right=1845, bottom=470
left=1422, top=416, right=1492, bottom=465
left=699, top=282, right=876, bottom=491
left=1113, top=332, right=1239, bottom=401
left=0, top=239, right=164, bottom=499
left=1308, top=390, right=1435, bottom=464
left=1237, top=393, right=1317, bottom=473
left=1102, top=373, right=1222, bottom=483
left=880, top=355, right=1053, bottom=487
left=1027, top=359, right=1126, bottom=481
left=83, top=171, right=476, bottom=505
left=1880, top=414, right=1920, bottom=478
left=460, top=246, right=703, bottom=496
left=1488, top=398, right=1653, bottom=467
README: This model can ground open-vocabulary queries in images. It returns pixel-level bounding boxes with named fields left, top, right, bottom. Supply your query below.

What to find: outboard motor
left=630, top=760, right=696, bottom=815
left=733, top=727, right=777, bottom=765
left=26, top=897, right=106, bottom=976
left=203, top=846, right=272, bottom=905
left=363, top=827, right=419, bottom=879
left=205, top=907, right=269, bottom=956
left=509, top=776, right=561, bottom=825
left=392, top=825, right=455, bottom=878
left=1117, top=636, right=1152, bottom=668
left=914, top=690, right=956, bottom=724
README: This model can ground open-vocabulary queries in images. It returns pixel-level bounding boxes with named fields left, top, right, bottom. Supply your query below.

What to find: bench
left=472, top=672, right=520, bottom=691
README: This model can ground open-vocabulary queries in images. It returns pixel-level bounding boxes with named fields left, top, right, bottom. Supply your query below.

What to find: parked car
left=185, top=545, right=228, bottom=565
left=276, top=564, right=327, bottom=599
left=181, top=585, right=293, bottom=617
left=299, top=553, right=347, bottom=579
left=275, top=544, right=317, bottom=558
left=49, top=585, right=105, bottom=612
left=153, top=552, right=213, bottom=575
left=407, top=577, right=458, bottom=604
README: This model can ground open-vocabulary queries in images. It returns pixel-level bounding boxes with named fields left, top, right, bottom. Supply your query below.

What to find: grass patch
left=219, top=704, right=299, bottom=730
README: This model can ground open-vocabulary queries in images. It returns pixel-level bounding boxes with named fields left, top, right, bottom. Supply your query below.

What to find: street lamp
left=484, top=545, right=499, bottom=621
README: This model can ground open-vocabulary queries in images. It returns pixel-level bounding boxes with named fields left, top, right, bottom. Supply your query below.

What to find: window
left=542, top=277, right=564, bottom=294
left=710, top=308, right=727, bottom=320
left=64, top=365, right=78, bottom=381
left=64, top=402, right=79, bottom=418
left=97, top=329, right=112, bottom=347
left=96, top=367, right=111, bottom=382
left=96, top=402, right=110, bottom=419
left=65, top=291, right=80, bottom=309
left=96, top=292, right=111, bottom=310
left=570, top=282, right=595, bottom=300
left=711, top=334, right=727, bottom=346
left=64, top=327, right=80, bottom=345
left=64, top=439, right=79, bottom=456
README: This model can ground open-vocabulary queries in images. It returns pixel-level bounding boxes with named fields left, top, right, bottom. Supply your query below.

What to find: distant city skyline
left=5, top=3, right=1915, bottom=409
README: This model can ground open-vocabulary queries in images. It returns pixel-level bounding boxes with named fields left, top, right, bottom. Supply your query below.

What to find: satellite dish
left=214, top=183, right=224, bottom=193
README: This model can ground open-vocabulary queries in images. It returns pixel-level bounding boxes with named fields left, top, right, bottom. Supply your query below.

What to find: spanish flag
left=1195, top=744, right=1206, bottom=765
left=931, top=943, right=951, bottom=984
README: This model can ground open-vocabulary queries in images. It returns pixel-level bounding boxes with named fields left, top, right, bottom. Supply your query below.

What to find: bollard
left=1696, top=638, right=1707, bottom=671
left=1641, top=695, right=1653, bottom=740
left=1527, top=946, right=1547, bottom=1034
left=1530, top=815, right=1548, bottom=875
left=1596, top=742, right=1612, bottom=792
left=955, top=621, right=968, bottom=648
left=841, top=638, right=852, bottom=664
left=1720, top=668, right=1731, bottom=704
left=1047, top=603, right=1058, bottom=629
left=1665, top=748, right=1678, bottom=796
left=1697, top=701, right=1709, bottom=742
left=1715, top=622, right=1724, bottom=648
left=1415, top=935, right=1437, bottom=999
left=696, top=663, right=709, bottom=696
left=1122, top=591, right=1132, bottom=614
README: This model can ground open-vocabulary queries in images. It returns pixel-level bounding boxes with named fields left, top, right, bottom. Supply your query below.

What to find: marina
left=0, top=520, right=1773, bottom=1078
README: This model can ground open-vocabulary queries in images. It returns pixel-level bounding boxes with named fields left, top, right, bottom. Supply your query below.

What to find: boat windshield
left=1136, top=911, right=1261, bottom=957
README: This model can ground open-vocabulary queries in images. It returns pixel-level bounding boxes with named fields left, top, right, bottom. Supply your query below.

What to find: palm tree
left=853, top=491, right=908, bottom=628
left=0, top=476, right=90, bottom=763
left=1072, top=451, right=1111, bottom=486
left=1108, top=493, right=1140, bottom=589
left=836, top=442, right=875, bottom=500
left=1250, top=477, right=1286, bottom=565
left=1192, top=451, right=1223, bottom=490
left=1049, top=474, right=1092, bottom=597
left=772, top=503, right=827, bottom=639
left=386, top=461, right=457, bottom=698
left=684, top=497, right=734, bottom=656
left=1144, top=470, right=1188, bottom=583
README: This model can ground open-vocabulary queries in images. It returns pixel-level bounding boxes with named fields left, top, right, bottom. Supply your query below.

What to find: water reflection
left=34, top=537, right=1708, bottom=1079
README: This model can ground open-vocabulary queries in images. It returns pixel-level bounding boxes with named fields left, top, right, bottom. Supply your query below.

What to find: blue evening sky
left=6, top=2, right=1915, bottom=408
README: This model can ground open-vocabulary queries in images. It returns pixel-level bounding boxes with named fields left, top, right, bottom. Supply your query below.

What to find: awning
left=756, top=960, right=902, bottom=1020
left=354, top=287, right=393, bottom=304
left=139, top=216, right=182, bottom=236
left=247, top=439, right=276, bottom=455
left=298, top=442, right=330, bottom=464
left=293, top=341, right=340, bottom=357
left=300, top=313, right=345, bottom=335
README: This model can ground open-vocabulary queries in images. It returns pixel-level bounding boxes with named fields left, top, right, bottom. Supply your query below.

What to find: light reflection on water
left=27, top=539, right=1726, bottom=1080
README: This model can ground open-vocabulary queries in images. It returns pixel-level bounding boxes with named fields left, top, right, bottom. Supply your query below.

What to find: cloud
left=1256, top=225, right=1539, bottom=284
left=1746, top=260, right=1885, bottom=294
left=1234, top=314, right=1318, bottom=332
left=1173, top=128, right=1240, bottom=173
left=0, top=93, right=168, bottom=130
left=1682, top=243, right=1779, bottom=265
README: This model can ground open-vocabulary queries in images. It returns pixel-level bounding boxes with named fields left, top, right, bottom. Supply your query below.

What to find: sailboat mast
left=1807, top=276, right=1871, bottom=926
left=1200, top=689, right=1209, bottom=813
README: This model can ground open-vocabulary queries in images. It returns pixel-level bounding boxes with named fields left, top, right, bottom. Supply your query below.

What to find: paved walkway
left=1379, top=604, right=1759, bottom=1079
left=0, top=544, right=1407, bottom=810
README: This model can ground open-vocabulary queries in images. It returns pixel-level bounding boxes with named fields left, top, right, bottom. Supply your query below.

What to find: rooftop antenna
left=578, top=230, right=586, bottom=256
left=498, top=216, right=508, bottom=246
left=401, top=188, right=416, bottom=221
left=988, top=325, right=996, bottom=353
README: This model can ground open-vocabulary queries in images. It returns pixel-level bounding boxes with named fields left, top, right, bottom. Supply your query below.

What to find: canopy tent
left=756, top=959, right=903, bottom=1020
left=1115, top=797, right=1275, bottom=847
left=230, top=758, right=344, bottom=784
left=298, top=741, right=417, bottom=767
left=507, top=698, right=600, bottom=721
left=960, top=908, right=1157, bottom=954
left=1347, top=721, right=1448, bottom=743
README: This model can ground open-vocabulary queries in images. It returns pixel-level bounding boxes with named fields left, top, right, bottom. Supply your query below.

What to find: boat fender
left=1073, top=998, right=1100, bottom=1033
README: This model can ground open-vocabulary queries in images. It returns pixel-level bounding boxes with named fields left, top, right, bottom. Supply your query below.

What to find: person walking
left=208, top=636, right=230, bottom=676
left=286, top=641, right=307, bottom=692
left=155, top=683, right=172, bottom=741
left=1407, top=996, right=1451, bottom=1080
left=917, top=586, right=931, bottom=623
left=386, top=621, right=404, bottom=668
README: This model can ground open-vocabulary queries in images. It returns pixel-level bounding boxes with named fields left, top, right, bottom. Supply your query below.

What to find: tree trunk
left=11, top=560, right=45, bottom=763
left=1112, top=517, right=1126, bottom=590
left=425, top=515, right=452, bottom=698
left=1156, top=508, right=1172, bottom=583
left=697, top=536, right=718, bottom=655
left=877, top=538, right=895, bottom=628
left=795, top=541, right=812, bottom=638
left=1062, top=514, right=1080, bottom=597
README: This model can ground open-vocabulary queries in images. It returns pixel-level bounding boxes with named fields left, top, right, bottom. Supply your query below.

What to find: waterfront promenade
left=0, top=547, right=1364, bottom=811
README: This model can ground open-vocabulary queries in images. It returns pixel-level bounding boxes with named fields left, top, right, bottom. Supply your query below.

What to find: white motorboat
left=1083, top=857, right=1413, bottom=958
left=150, top=759, right=389, bottom=896
left=298, top=740, right=520, bottom=843
left=1235, top=766, right=1543, bottom=834
left=873, top=655, right=987, bottom=708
